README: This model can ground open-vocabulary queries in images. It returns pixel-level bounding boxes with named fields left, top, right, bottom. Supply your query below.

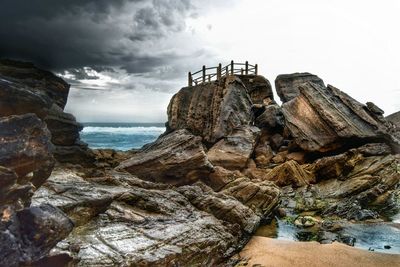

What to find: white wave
left=82, top=126, right=165, bottom=135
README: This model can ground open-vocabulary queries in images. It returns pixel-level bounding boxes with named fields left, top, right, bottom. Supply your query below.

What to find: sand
left=236, top=236, right=400, bottom=267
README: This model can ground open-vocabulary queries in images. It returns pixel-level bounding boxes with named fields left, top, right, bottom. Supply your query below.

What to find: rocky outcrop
left=263, top=160, right=314, bottom=187
left=32, top=169, right=266, bottom=266
left=282, top=82, right=400, bottom=153
left=0, top=59, right=95, bottom=166
left=117, top=129, right=213, bottom=185
left=0, top=113, right=73, bottom=266
left=275, top=72, right=325, bottom=103
left=167, top=76, right=253, bottom=144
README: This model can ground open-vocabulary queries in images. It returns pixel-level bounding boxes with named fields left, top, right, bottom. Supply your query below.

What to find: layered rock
left=0, top=113, right=73, bottom=266
left=32, top=169, right=266, bottom=266
left=207, top=126, right=259, bottom=170
left=282, top=82, right=400, bottom=153
left=117, top=129, right=213, bottom=185
left=0, top=59, right=95, bottom=166
left=236, top=74, right=274, bottom=104
left=275, top=72, right=325, bottom=103
left=167, top=76, right=253, bottom=144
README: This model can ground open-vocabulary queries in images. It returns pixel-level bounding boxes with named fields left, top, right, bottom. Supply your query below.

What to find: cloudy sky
left=1, top=0, right=399, bottom=122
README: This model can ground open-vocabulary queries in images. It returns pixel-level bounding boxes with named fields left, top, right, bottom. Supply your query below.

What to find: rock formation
left=0, top=114, right=73, bottom=266
left=1, top=59, right=400, bottom=265
left=275, top=72, right=325, bottom=103
left=0, top=59, right=95, bottom=166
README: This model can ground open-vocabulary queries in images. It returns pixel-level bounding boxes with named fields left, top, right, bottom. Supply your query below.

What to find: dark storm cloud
left=0, top=0, right=194, bottom=73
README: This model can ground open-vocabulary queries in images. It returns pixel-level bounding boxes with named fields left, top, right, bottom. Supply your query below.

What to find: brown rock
left=202, top=166, right=240, bottom=191
left=237, top=74, right=274, bottom=104
left=207, top=126, right=260, bottom=170
left=117, top=129, right=212, bottom=185
left=275, top=72, right=325, bottom=103
left=264, top=160, right=314, bottom=187
left=282, top=82, right=400, bottom=153
left=0, top=114, right=55, bottom=189
left=167, top=76, right=253, bottom=143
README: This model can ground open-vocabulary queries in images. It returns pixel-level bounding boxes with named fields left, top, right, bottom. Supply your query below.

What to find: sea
left=80, top=122, right=165, bottom=151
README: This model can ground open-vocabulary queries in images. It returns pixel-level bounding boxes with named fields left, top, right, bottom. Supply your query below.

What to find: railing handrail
left=188, top=60, right=258, bottom=86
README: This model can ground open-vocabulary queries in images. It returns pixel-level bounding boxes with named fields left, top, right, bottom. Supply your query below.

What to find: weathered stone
left=237, top=74, right=274, bottom=104
left=207, top=126, right=260, bottom=170
left=44, top=104, right=83, bottom=146
left=117, top=129, right=212, bottom=185
left=34, top=169, right=265, bottom=266
left=0, top=59, right=70, bottom=108
left=264, top=160, right=314, bottom=187
left=282, top=82, right=400, bottom=153
left=0, top=114, right=55, bottom=189
left=387, top=111, right=400, bottom=128
left=275, top=72, right=325, bottom=103
left=254, top=104, right=284, bottom=130
left=167, top=76, right=253, bottom=143
left=220, top=177, right=280, bottom=217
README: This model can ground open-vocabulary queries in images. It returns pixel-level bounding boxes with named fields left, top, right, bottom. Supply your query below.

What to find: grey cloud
left=0, top=0, right=195, bottom=75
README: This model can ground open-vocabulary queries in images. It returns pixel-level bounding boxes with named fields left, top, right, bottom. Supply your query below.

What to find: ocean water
left=80, top=122, right=165, bottom=151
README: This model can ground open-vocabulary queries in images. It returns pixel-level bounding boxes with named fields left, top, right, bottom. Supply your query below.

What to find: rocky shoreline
left=0, top=59, right=399, bottom=266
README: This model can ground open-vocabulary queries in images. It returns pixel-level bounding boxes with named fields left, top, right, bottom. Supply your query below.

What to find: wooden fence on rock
left=188, top=60, right=258, bottom=87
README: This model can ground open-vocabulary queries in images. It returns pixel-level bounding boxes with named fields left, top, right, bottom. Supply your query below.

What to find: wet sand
left=237, top=236, right=400, bottom=267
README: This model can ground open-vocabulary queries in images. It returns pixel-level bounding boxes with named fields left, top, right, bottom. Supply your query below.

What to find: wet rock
left=263, top=160, right=314, bottom=187
left=282, top=82, right=400, bottom=153
left=207, top=126, right=260, bottom=170
left=0, top=114, right=54, bottom=190
left=294, top=216, right=319, bottom=228
left=338, top=234, right=356, bottom=247
left=167, top=76, right=253, bottom=144
left=275, top=72, right=325, bottom=103
left=0, top=204, right=73, bottom=267
left=35, top=169, right=265, bottom=266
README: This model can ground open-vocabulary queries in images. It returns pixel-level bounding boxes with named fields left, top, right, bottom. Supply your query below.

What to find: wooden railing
left=188, top=60, right=258, bottom=86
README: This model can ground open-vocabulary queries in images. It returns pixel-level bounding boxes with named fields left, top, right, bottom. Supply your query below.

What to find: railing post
left=241, top=68, right=244, bottom=75
left=217, top=63, right=222, bottom=80
left=208, top=74, right=211, bottom=82
left=255, top=64, right=258, bottom=75
left=188, top=72, right=192, bottom=87
left=202, top=65, right=206, bottom=83
left=225, top=66, right=229, bottom=77
left=245, top=61, right=248, bottom=75
left=231, top=60, right=234, bottom=75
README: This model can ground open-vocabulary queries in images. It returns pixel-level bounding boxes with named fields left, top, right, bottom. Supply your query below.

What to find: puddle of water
left=256, top=217, right=400, bottom=254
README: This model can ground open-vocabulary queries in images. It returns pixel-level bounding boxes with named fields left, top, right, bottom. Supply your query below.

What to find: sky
left=1, top=0, right=399, bottom=122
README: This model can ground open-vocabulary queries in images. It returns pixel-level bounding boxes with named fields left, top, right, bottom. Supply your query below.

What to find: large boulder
left=282, top=82, right=400, bottom=153
left=117, top=129, right=213, bottom=185
left=275, top=72, right=325, bottom=103
left=0, top=59, right=69, bottom=108
left=387, top=111, right=400, bottom=128
left=207, top=126, right=260, bottom=170
left=0, top=60, right=95, bottom=166
left=0, top=114, right=54, bottom=191
left=167, top=76, right=253, bottom=144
